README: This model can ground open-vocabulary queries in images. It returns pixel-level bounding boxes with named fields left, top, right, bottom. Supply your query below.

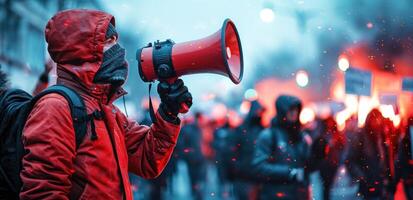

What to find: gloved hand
left=157, top=78, right=192, bottom=123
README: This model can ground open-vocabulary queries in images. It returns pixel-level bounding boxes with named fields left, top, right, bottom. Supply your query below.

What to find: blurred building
left=0, top=0, right=146, bottom=115
left=0, top=0, right=102, bottom=91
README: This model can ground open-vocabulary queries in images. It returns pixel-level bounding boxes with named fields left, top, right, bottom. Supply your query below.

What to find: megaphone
left=136, top=19, right=243, bottom=85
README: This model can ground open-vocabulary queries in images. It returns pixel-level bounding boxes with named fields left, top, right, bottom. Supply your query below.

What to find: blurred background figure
left=212, top=112, right=241, bottom=199
left=230, top=100, right=265, bottom=200
left=347, top=109, right=396, bottom=200
left=310, top=117, right=346, bottom=200
left=252, top=95, right=312, bottom=200
left=395, top=117, right=413, bottom=199
left=177, top=112, right=207, bottom=200
left=32, top=59, right=54, bottom=95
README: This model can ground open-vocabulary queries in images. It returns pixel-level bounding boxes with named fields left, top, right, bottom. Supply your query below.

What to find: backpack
left=0, top=85, right=90, bottom=199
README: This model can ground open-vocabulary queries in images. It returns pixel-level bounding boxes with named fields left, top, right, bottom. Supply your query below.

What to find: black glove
left=157, top=79, right=192, bottom=124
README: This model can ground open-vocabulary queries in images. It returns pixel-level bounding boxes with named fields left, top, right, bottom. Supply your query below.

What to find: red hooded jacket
left=20, top=9, right=181, bottom=200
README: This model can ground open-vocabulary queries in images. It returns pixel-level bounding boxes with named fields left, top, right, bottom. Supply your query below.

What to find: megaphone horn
left=136, top=19, right=243, bottom=84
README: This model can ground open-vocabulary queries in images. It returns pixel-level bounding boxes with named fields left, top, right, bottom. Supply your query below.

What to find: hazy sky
left=102, top=0, right=413, bottom=115
left=101, top=0, right=347, bottom=98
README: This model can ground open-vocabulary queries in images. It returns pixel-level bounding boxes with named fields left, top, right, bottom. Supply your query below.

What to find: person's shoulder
left=32, top=93, right=70, bottom=112
left=25, top=93, right=72, bottom=126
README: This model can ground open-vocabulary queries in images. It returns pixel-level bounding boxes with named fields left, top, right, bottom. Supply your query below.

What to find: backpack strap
left=30, top=85, right=88, bottom=149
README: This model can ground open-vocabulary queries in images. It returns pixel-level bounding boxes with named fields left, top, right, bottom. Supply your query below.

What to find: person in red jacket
left=20, top=9, right=192, bottom=200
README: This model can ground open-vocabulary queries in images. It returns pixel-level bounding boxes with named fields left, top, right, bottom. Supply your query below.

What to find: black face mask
left=93, top=44, right=128, bottom=87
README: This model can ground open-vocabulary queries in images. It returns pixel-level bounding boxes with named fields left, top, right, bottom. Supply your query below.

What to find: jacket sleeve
left=20, top=94, right=76, bottom=200
left=122, top=109, right=181, bottom=179
left=251, top=129, right=293, bottom=182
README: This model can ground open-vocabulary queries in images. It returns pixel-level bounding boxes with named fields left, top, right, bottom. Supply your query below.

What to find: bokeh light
left=239, top=100, right=251, bottom=114
left=338, top=57, right=350, bottom=71
left=366, top=22, right=374, bottom=29
left=244, top=88, right=258, bottom=100
left=295, top=70, right=309, bottom=87
left=299, top=107, right=315, bottom=124
left=259, top=8, right=275, bottom=23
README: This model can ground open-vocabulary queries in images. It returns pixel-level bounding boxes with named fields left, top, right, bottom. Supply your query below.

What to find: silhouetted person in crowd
left=178, top=112, right=206, bottom=200
left=213, top=116, right=240, bottom=199
left=310, top=117, right=346, bottom=200
left=395, top=116, right=413, bottom=199
left=347, top=109, right=395, bottom=200
left=252, top=95, right=312, bottom=200
left=230, top=100, right=264, bottom=200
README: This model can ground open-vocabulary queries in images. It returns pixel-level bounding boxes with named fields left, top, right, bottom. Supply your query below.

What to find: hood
left=364, top=108, right=384, bottom=139
left=45, top=9, right=118, bottom=98
left=322, top=116, right=338, bottom=135
left=275, top=95, right=302, bottom=120
left=272, top=95, right=302, bottom=132
left=244, top=100, right=264, bottom=127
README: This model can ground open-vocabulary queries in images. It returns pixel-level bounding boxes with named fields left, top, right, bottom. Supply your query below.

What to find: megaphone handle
left=163, top=77, right=190, bottom=114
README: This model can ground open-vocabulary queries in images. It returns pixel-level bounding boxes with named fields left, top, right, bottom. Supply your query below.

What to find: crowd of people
left=130, top=94, right=413, bottom=200
left=2, top=61, right=413, bottom=199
